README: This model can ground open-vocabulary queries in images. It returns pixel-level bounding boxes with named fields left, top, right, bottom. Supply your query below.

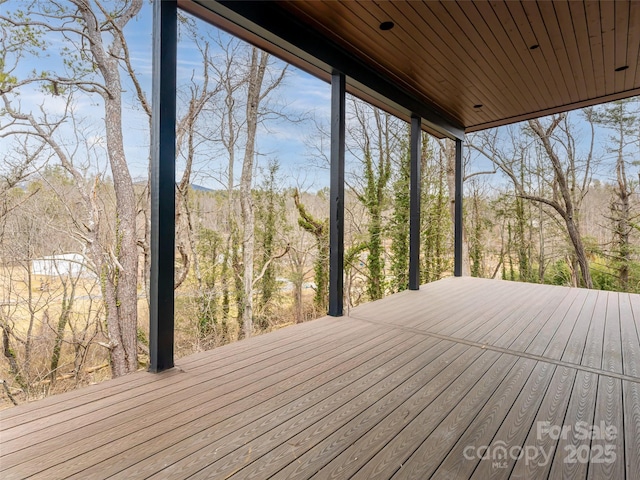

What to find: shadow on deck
left=1, top=277, right=639, bottom=479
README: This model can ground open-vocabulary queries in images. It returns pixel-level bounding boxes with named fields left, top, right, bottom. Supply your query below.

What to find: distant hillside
left=132, top=179, right=215, bottom=193
left=191, top=184, right=214, bottom=192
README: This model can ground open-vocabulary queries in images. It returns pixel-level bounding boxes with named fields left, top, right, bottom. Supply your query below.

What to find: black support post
left=149, top=0, right=177, bottom=372
left=454, top=138, right=464, bottom=277
left=328, top=71, right=345, bottom=316
left=409, top=115, right=421, bottom=290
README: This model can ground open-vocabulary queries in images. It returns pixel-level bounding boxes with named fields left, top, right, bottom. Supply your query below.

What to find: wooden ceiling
left=180, top=0, right=640, bottom=137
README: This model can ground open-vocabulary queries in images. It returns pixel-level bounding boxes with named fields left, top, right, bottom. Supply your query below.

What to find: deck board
left=0, top=315, right=346, bottom=427
left=95, top=331, right=435, bottom=478
left=469, top=360, right=558, bottom=479
left=424, top=357, right=541, bottom=479
left=4, top=322, right=388, bottom=476
left=351, top=352, right=518, bottom=480
left=621, top=293, right=640, bottom=479
left=560, top=291, right=599, bottom=364
left=1, top=277, right=638, bottom=480
left=549, top=369, right=599, bottom=479
left=2, top=320, right=371, bottom=455
left=509, top=365, right=577, bottom=479
left=234, top=343, right=480, bottom=480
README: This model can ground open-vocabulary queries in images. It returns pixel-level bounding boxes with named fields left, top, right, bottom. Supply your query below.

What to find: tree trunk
left=76, top=0, right=143, bottom=375
left=239, top=49, right=263, bottom=338
left=528, top=118, right=593, bottom=289
left=239, top=48, right=271, bottom=339
left=293, top=190, right=329, bottom=312
left=613, top=121, right=631, bottom=290
left=49, top=279, right=75, bottom=389
left=565, top=217, right=592, bottom=288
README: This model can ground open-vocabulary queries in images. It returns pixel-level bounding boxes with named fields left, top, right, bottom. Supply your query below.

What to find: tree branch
left=252, top=244, right=290, bottom=289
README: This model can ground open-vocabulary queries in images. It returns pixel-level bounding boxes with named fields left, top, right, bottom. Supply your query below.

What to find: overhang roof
left=179, top=0, right=640, bottom=139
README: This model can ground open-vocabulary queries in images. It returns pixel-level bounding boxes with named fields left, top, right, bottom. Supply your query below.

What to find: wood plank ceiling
left=180, top=0, right=640, bottom=135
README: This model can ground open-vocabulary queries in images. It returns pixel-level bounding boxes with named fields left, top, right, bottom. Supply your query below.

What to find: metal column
left=454, top=138, right=464, bottom=277
left=149, top=0, right=177, bottom=372
left=328, top=71, right=345, bottom=316
left=409, top=115, right=421, bottom=290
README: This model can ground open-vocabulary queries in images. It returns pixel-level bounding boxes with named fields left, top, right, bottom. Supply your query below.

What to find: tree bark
left=528, top=118, right=593, bottom=289
left=74, top=0, right=143, bottom=374
left=239, top=48, right=268, bottom=338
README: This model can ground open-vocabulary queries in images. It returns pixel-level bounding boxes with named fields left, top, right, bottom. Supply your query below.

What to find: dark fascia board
left=180, top=0, right=465, bottom=140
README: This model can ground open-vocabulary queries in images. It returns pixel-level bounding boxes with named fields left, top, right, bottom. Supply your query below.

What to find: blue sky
left=103, top=2, right=640, bottom=192
left=2, top=1, right=633, bottom=193
left=1, top=0, right=333, bottom=190
left=123, top=2, right=333, bottom=190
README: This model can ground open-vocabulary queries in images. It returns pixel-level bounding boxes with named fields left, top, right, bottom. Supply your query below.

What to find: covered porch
left=147, top=0, right=640, bottom=371
left=2, top=1, right=639, bottom=478
left=2, top=277, right=639, bottom=478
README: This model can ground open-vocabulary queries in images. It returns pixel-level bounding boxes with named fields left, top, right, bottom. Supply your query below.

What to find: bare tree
left=1, top=0, right=147, bottom=375
left=591, top=98, right=640, bottom=290
left=528, top=116, right=594, bottom=288
left=471, top=114, right=596, bottom=288
left=232, top=47, right=287, bottom=338
left=0, top=166, right=107, bottom=403
left=174, top=37, right=221, bottom=290
left=285, top=197, right=316, bottom=323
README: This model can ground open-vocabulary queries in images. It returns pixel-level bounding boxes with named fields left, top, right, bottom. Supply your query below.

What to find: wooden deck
left=1, top=277, right=639, bottom=479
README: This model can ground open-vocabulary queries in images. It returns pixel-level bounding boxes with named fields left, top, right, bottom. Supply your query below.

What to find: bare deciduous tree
left=1, top=0, right=146, bottom=375
left=592, top=99, right=640, bottom=290
left=236, top=47, right=286, bottom=338
left=471, top=114, right=596, bottom=288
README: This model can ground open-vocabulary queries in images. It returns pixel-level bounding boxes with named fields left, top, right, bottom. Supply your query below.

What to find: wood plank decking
left=1, top=277, right=639, bottom=479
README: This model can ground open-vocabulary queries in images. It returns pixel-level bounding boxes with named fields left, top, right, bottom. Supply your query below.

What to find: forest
left=0, top=1, right=638, bottom=409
